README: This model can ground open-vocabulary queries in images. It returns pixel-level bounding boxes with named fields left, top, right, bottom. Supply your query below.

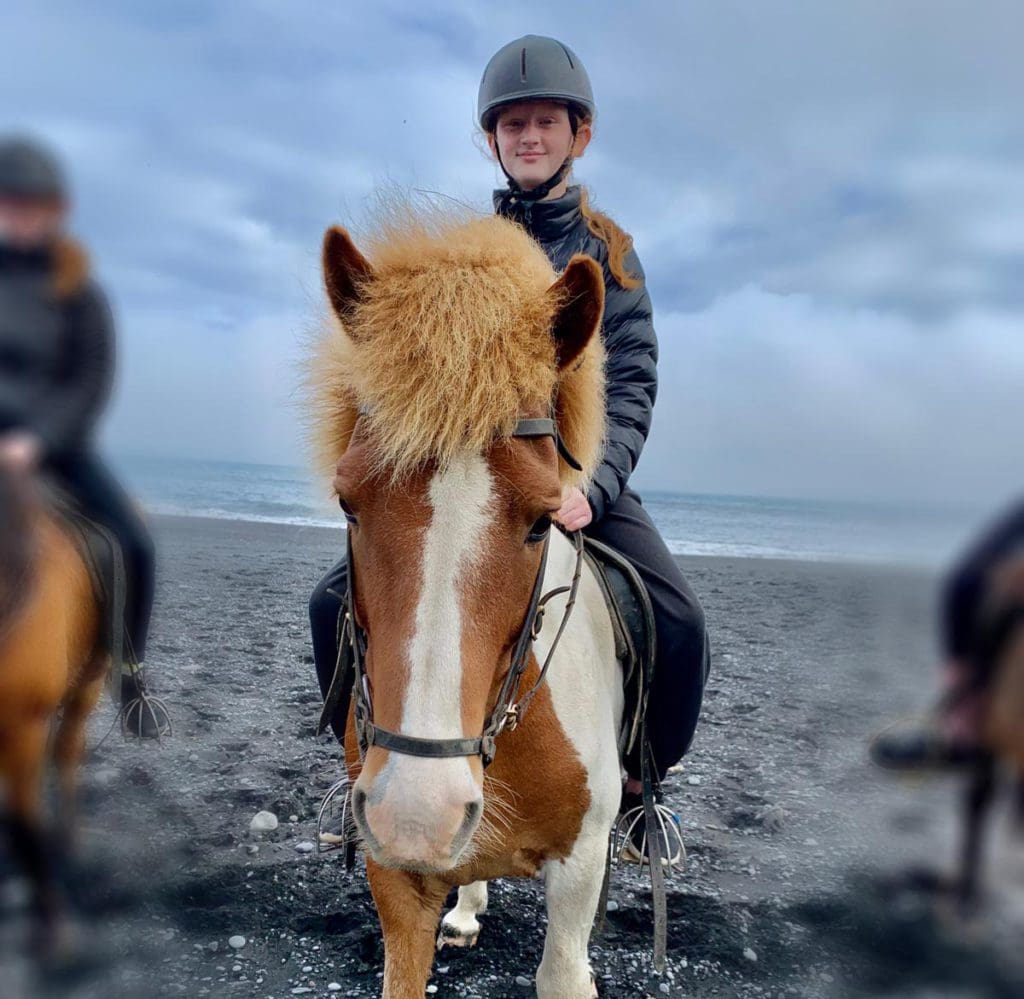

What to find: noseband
left=344, top=417, right=585, bottom=769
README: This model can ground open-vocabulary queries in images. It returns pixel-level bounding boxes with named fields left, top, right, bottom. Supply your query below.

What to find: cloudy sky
left=5, top=0, right=1022, bottom=506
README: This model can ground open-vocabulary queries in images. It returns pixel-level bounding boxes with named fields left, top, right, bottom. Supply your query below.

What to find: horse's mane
left=307, top=201, right=605, bottom=488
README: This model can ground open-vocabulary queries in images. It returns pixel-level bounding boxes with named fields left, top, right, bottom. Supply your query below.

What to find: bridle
left=344, top=416, right=585, bottom=769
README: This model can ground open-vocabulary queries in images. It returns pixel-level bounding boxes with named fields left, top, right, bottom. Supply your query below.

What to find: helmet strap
left=497, top=153, right=574, bottom=208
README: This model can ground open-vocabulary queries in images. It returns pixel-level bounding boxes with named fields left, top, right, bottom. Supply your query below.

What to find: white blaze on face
left=402, top=451, right=495, bottom=740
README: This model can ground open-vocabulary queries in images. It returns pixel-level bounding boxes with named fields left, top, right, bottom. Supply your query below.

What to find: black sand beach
left=2, top=514, right=1024, bottom=998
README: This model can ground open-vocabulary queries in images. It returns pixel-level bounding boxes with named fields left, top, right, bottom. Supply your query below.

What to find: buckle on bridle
left=530, top=607, right=545, bottom=641
left=503, top=704, right=520, bottom=732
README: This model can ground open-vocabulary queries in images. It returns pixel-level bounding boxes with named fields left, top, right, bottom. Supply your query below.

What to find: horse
left=0, top=465, right=107, bottom=949
left=955, top=554, right=1024, bottom=910
left=308, top=205, right=626, bottom=998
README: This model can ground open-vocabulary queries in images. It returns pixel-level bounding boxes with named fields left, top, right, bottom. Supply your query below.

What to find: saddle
left=581, top=537, right=656, bottom=758
left=51, top=493, right=127, bottom=694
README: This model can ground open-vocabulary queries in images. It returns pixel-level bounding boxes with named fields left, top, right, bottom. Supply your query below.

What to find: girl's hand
left=0, top=432, right=40, bottom=474
left=554, top=486, right=593, bottom=532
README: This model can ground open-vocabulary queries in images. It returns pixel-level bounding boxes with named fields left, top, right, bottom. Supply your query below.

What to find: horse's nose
left=353, top=755, right=483, bottom=870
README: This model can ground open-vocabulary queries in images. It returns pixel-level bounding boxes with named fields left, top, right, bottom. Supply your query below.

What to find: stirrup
left=120, top=687, right=173, bottom=741
left=316, top=775, right=358, bottom=867
left=612, top=803, right=686, bottom=875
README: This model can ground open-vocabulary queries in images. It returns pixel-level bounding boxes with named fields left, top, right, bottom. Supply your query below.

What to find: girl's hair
left=578, top=185, right=642, bottom=290
left=51, top=236, right=89, bottom=298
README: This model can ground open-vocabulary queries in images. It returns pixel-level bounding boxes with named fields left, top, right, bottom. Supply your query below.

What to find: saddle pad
left=582, top=536, right=656, bottom=758
left=56, top=499, right=126, bottom=695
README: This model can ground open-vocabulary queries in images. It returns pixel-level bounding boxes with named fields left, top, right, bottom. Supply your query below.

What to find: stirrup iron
left=120, top=681, right=173, bottom=741
left=612, top=803, right=686, bottom=876
left=316, top=775, right=358, bottom=869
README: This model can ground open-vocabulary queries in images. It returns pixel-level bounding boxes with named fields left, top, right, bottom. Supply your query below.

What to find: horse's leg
left=367, top=860, right=448, bottom=999
left=53, top=657, right=107, bottom=837
left=958, top=756, right=997, bottom=912
left=1, top=717, right=61, bottom=949
left=536, top=829, right=608, bottom=999
left=437, top=880, right=488, bottom=949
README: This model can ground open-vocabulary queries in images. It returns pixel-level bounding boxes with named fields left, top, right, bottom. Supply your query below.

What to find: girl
left=0, top=135, right=164, bottom=737
left=310, top=35, right=709, bottom=862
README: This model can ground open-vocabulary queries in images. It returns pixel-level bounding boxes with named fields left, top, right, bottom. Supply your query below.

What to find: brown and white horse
left=309, top=207, right=623, bottom=998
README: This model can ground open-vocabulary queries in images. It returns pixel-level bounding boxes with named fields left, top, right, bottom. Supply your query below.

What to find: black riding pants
left=46, top=451, right=155, bottom=665
left=308, top=488, right=709, bottom=781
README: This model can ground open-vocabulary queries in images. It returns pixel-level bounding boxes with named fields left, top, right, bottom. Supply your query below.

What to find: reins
left=344, top=416, right=584, bottom=769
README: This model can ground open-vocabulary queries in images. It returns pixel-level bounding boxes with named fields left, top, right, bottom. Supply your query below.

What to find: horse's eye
left=526, top=515, right=552, bottom=545
left=338, top=497, right=358, bottom=525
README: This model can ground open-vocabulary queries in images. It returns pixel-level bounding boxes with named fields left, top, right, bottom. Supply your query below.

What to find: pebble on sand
left=743, top=947, right=758, bottom=962
left=228, top=935, right=246, bottom=950
left=294, top=841, right=315, bottom=854
left=249, top=811, right=279, bottom=833
left=515, top=974, right=532, bottom=988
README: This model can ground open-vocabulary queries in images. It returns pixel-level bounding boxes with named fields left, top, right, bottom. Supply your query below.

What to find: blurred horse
left=308, top=205, right=624, bottom=998
left=0, top=465, right=106, bottom=948
left=957, top=554, right=1024, bottom=908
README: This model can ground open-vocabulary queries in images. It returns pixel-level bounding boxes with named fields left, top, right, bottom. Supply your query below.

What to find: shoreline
left=148, top=511, right=940, bottom=575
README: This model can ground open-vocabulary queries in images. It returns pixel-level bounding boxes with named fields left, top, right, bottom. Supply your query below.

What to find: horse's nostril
left=464, top=798, right=483, bottom=827
left=353, top=787, right=368, bottom=822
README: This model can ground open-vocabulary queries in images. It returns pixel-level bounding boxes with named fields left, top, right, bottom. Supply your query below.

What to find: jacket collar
left=493, top=185, right=583, bottom=243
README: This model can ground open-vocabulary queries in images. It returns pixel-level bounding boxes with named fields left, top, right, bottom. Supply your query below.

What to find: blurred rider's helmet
left=0, top=136, right=67, bottom=201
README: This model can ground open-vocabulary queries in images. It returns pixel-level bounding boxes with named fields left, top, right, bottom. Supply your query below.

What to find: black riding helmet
left=0, top=136, right=67, bottom=202
left=479, top=35, right=594, bottom=205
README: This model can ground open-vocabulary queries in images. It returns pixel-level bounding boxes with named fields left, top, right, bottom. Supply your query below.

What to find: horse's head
left=311, top=209, right=605, bottom=871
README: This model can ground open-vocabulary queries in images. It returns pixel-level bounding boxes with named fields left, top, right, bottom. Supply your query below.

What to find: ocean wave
left=142, top=502, right=343, bottom=531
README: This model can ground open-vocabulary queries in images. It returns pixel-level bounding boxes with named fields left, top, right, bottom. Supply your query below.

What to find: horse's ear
left=322, top=226, right=374, bottom=324
left=547, top=255, right=605, bottom=372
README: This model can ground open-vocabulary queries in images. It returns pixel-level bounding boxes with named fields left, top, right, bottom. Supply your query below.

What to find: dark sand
left=2, top=514, right=1023, bottom=998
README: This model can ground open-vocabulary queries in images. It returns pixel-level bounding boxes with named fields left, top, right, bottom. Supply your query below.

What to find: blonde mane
left=308, top=204, right=605, bottom=488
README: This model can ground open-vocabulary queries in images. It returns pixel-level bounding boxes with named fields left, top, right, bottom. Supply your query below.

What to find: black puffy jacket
left=495, top=185, right=658, bottom=522
left=0, top=241, right=114, bottom=456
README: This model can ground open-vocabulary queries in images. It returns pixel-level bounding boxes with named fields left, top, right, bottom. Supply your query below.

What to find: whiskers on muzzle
left=457, top=772, right=521, bottom=864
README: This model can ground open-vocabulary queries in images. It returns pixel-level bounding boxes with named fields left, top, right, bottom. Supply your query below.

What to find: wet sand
left=2, top=514, right=1023, bottom=998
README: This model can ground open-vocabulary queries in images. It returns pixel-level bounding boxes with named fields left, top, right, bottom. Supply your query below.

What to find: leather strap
left=512, top=417, right=584, bottom=471
left=366, top=726, right=491, bottom=760
left=642, top=730, right=668, bottom=971
left=341, top=414, right=584, bottom=769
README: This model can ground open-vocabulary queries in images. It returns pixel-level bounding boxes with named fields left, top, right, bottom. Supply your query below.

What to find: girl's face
left=488, top=101, right=591, bottom=192
left=0, top=198, right=66, bottom=249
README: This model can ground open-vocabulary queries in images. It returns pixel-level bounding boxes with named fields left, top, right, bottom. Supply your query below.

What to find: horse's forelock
left=308, top=201, right=605, bottom=488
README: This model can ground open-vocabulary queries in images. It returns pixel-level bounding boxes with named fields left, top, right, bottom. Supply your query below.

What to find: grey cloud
left=2, top=0, right=1021, bottom=502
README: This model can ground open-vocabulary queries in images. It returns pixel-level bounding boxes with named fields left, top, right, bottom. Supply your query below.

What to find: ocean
left=113, top=455, right=986, bottom=569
